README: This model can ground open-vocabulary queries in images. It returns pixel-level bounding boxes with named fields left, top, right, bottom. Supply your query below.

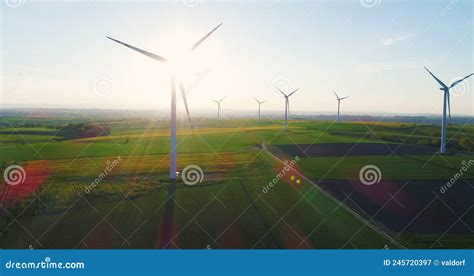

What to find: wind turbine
left=333, top=90, right=349, bottom=123
left=255, top=98, right=266, bottom=119
left=278, top=88, right=299, bottom=131
left=212, top=97, right=225, bottom=120
left=107, top=23, right=223, bottom=179
left=424, top=66, right=473, bottom=154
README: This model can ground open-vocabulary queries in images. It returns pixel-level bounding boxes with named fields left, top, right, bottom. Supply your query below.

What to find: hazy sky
left=1, top=0, right=473, bottom=115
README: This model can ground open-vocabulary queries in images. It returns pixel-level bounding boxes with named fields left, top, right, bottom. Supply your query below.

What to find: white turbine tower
left=278, top=88, right=299, bottom=131
left=255, top=98, right=266, bottom=119
left=212, top=97, right=225, bottom=120
left=107, top=23, right=223, bottom=179
left=333, top=90, right=349, bottom=123
left=424, top=66, right=473, bottom=154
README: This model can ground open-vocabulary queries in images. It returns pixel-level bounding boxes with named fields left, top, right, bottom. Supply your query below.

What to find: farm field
left=0, top=115, right=473, bottom=249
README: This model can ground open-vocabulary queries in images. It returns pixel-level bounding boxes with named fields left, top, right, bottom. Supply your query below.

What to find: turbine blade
left=191, top=23, right=223, bottom=51
left=278, top=88, right=288, bottom=97
left=450, top=73, right=474, bottom=88
left=340, top=96, right=349, bottom=100
left=424, top=66, right=448, bottom=89
left=106, top=36, right=167, bottom=63
left=255, top=98, right=259, bottom=104
left=219, top=97, right=226, bottom=102
left=333, top=90, right=340, bottom=100
left=179, top=82, right=193, bottom=129
left=288, top=88, right=299, bottom=97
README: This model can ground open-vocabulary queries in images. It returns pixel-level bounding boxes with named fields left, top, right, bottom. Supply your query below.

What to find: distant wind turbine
left=107, top=23, right=223, bottom=179
left=255, top=98, right=266, bottom=119
left=278, top=88, right=299, bottom=131
left=333, top=90, right=349, bottom=123
left=212, top=97, right=225, bottom=120
left=424, top=66, right=473, bottom=154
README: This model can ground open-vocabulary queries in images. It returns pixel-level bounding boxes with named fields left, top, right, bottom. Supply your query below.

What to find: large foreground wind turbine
left=278, top=88, right=299, bottom=131
left=333, top=90, right=349, bottom=123
left=255, top=98, right=266, bottom=119
left=424, top=66, right=473, bottom=154
left=108, top=23, right=223, bottom=179
left=212, top=97, right=225, bottom=120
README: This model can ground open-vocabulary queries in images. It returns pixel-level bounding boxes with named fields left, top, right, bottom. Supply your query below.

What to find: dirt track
left=271, top=143, right=473, bottom=239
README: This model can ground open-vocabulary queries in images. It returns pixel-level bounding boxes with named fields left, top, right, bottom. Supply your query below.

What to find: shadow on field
left=317, top=179, right=473, bottom=236
left=157, top=181, right=176, bottom=248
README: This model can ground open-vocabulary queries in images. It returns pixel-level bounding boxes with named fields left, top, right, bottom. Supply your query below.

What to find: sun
left=161, top=33, right=200, bottom=78
left=167, top=47, right=195, bottom=78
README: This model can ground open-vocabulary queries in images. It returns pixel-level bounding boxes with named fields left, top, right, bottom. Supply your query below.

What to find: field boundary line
left=238, top=179, right=281, bottom=248
left=261, top=143, right=406, bottom=249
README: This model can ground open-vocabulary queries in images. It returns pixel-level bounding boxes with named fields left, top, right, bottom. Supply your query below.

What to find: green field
left=1, top=116, right=473, bottom=249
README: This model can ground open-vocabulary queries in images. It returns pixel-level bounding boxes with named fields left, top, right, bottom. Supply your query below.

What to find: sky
left=1, top=0, right=473, bottom=116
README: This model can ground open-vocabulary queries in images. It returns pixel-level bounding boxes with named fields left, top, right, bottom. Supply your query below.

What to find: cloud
left=381, top=34, right=414, bottom=46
